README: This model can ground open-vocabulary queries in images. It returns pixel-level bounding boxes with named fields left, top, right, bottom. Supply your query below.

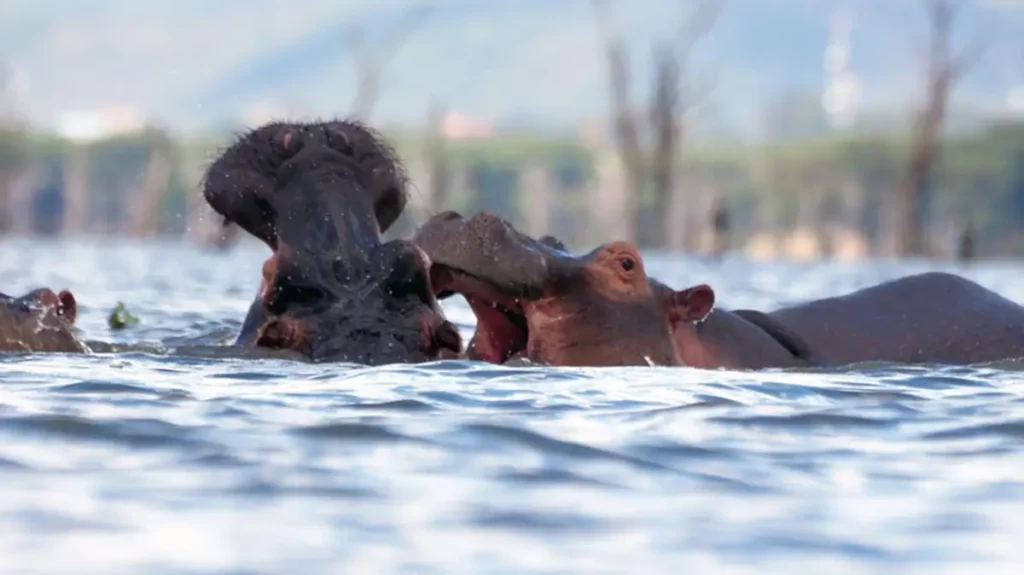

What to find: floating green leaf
left=108, top=302, right=140, bottom=330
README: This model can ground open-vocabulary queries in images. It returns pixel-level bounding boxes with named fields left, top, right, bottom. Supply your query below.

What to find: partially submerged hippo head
left=415, top=212, right=715, bottom=367
left=203, top=119, right=406, bottom=250
left=202, top=120, right=461, bottom=364
left=0, top=288, right=86, bottom=353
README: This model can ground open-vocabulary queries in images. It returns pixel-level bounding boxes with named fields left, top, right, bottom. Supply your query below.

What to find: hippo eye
left=619, top=257, right=636, bottom=272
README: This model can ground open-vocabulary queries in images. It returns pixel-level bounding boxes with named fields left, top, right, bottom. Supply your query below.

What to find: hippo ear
left=57, top=290, right=77, bottom=324
left=668, top=284, right=715, bottom=324
left=25, top=288, right=75, bottom=323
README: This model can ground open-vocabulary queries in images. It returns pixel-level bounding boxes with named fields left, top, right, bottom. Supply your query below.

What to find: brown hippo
left=416, top=211, right=1024, bottom=369
left=202, top=119, right=461, bottom=364
left=0, top=288, right=87, bottom=353
left=416, top=211, right=699, bottom=367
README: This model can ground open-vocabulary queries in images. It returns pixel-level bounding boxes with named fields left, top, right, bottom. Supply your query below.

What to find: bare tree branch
left=675, top=0, right=724, bottom=113
left=674, top=0, right=724, bottom=61
left=894, top=0, right=983, bottom=257
left=648, top=45, right=680, bottom=246
left=347, top=3, right=434, bottom=122
left=425, top=99, right=450, bottom=215
left=377, top=4, right=434, bottom=67
left=949, top=36, right=988, bottom=80
left=591, top=0, right=645, bottom=224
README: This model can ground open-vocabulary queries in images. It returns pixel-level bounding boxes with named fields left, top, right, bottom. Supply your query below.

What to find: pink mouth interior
left=465, top=296, right=528, bottom=364
left=431, top=268, right=530, bottom=364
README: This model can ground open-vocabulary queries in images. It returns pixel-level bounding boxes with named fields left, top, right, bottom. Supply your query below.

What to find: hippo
left=202, top=119, right=461, bottom=364
left=415, top=211, right=1024, bottom=369
left=416, top=211, right=696, bottom=367
left=745, top=272, right=1024, bottom=366
left=0, top=288, right=87, bottom=353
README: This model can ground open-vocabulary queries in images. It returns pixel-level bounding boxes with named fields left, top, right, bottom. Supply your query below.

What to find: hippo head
left=0, top=288, right=85, bottom=353
left=415, top=211, right=716, bottom=367
left=203, top=119, right=406, bottom=250
left=202, top=120, right=461, bottom=364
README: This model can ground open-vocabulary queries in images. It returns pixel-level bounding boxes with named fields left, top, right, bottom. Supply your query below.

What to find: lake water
left=2, top=238, right=1024, bottom=575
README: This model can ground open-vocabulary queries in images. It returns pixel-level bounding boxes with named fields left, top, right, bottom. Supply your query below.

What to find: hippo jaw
left=432, top=267, right=531, bottom=364
left=416, top=211, right=567, bottom=365
left=255, top=237, right=465, bottom=365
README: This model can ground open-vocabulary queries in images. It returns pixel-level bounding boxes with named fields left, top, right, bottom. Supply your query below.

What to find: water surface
left=2, top=238, right=1023, bottom=574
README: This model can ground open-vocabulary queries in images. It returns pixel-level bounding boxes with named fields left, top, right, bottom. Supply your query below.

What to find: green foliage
left=0, top=126, right=30, bottom=173
left=681, top=121, right=1024, bottom=237
left=1, top=118, right=1023, bottom=248
left=108, top=302, right=140, bottom=330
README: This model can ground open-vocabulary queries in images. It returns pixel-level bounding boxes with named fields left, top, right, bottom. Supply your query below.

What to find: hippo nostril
left=383, top=240, right=437, bottom=305
left=274, top=128, right=303, bottom=158
left=325, top=127, right=353, bottom=155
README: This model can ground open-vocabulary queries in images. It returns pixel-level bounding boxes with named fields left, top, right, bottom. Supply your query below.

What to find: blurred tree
left=762, top=91, right=831, bottom=141
left=0, top=125, right=29, bottom=233
left=425, top=100, right=450, bottom=214
left=345, top=4, right=433, bottom=122
left=1006, top=147, right=1024, bottom=230
left=592, top=0, right=723, bottom=249
left=894, top=0, right=985, bottom=257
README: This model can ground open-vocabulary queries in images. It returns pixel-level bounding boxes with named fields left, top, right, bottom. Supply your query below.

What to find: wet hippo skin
left=202, top=119, right=461, bottom=364
left=0, top=288, right=86, bottom=353
left=762, top=272, right=1024, bottom=366
left=415, top=211, right=1024, bottom=369
left=415, top=211, right=718, bottom=367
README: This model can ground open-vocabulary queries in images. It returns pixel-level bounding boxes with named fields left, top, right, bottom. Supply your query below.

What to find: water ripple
left=2, top=241, right=1024, bottom=573
left=0, top=413, right=213, bottom=450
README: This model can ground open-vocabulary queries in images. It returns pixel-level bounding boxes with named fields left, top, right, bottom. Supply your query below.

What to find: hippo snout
left=414, top=211, right=556, bottom=299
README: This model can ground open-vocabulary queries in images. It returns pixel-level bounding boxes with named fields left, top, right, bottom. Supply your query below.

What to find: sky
left=0, top=0, right=1022, bottom=136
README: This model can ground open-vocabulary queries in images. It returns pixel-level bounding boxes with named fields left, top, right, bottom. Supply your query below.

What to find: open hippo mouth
left=417, top=211, right=691, bottom=368
left=418, top=211, right=572, bottom=365
left=432, top=267, right=530, bottom=363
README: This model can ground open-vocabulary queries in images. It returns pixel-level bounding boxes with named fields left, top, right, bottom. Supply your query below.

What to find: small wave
left=417, top=390, right=582, bottom=411
left=922, top=420, right=1024, bottom=440
left=13, top=509, right=122, bottom=534
left=348, top=399, right=438, bottom=412
left=224, top=479, right=379, bottom=500
left=459, top=422, right=676, bottom=474
left=292, top=421, right=429, bottom=445
left=469, top=506, right=612, bottom=533
left=710, top=412, right=897, bottom=430
left=0, top=414, right=214, bottom=450
left=0, top=455, right=29, bottom=470
left=491, top=467, right=625, bottom=489
left=181, top=452, right=255, bottom=469
left=48, top=380, right=194, bottom=401
left=626, top=441, right=735, bottom=461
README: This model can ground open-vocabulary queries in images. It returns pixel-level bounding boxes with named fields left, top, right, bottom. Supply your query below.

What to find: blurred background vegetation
left=0, top=0, right=1022, bottom=260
